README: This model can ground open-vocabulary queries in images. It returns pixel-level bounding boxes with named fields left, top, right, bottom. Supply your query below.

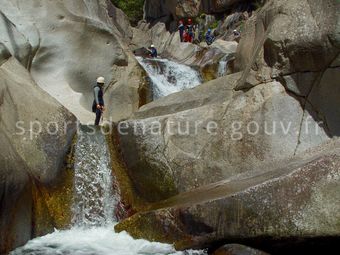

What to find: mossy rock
left=201, top=63, right=219, bottom=82
left=107, top=126, right=150, bottom=215
left=31, top=136, right=76, bottom=236
left=115, top=210, right=194, bottom=250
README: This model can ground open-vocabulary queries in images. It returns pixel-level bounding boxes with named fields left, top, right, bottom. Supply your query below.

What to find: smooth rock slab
left=116, top=146, right=340, bottom=250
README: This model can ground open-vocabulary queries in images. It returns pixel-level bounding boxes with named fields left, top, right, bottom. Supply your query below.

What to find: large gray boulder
left=143, top=0, right=248, bottom=26
left=144, top=0, right=201, bottom=28
left=116, top=142, right=340, bottom=249
left=0, top=56, right=76, bottom=253
left=201, top=0, right=247, bottom=14
left=118, top=73, right=330, bottom=202
left=0, top=11, right=32, bottom=68
left=0, top=0, right=144, bottom=123
left=107, top=1, right=133, bottom=42
left=105, top=55, right=149, bottom=122
left=234, top=0, right=340, bottom=88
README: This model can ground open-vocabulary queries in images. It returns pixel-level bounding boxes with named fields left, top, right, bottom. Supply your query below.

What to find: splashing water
left=10, top=227, right=204, bottom=255
left=11, top=125, right=206, bottom=255
left=136, top=57, right=202, bottom=99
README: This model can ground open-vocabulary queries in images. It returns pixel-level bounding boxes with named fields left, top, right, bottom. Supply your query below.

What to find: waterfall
left=217, top=55, right=229, bottom=77
left=136, top=57, right=202, bottom=99
left=71, top=125, right=117, bottom=227
left=11, top=125, right=206, bottom=255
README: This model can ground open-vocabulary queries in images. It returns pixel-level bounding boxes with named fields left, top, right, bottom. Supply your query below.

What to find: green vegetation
left=210, top=20, right=219, bottom=30
left=111, top=0, right=145, bottom=26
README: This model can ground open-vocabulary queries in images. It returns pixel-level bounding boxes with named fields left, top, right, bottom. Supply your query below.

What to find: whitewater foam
left=11, top=225, right=205, bottom=255
left=136, top=57, right=202, bottom=99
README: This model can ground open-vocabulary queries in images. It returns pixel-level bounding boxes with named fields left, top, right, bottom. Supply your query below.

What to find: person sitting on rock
left=205, top=28, right=215, bottom=45
left=92, top=77, right=105, bottom=126
left=233, top=29, right=241, bottom=38
left=233, top=29, right=241, bottom=42
left=178, top=20, right=185, bottom=42
left=148, top=44, right=158, bottom=58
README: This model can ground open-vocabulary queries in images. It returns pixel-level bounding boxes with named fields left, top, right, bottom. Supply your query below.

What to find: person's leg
left=95, top=108, right=102, bottom=125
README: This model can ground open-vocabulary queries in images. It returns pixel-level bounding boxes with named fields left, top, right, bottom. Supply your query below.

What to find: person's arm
left=94, top=87, right=100, bottom=107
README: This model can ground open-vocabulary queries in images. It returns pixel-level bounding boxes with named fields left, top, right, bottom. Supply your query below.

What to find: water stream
left=136, top=57, right=202, bottom=99
left=217, top=55, right=229, bottom=77
left=11, top=126, right=205, bottom=255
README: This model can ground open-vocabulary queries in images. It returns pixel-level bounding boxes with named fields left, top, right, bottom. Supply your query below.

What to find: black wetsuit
left=92, top=84, right=104, bottom=125
left=150, top=47, right=158, bottom=58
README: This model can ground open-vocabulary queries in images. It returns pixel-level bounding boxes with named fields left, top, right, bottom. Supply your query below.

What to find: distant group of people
left=178, top=19, right=195, bottom=43
left=178, top=18, right=216, bottom=45
left=145, top=18, right=241, bottom=59
left=177, top=17, right=241, bottom=46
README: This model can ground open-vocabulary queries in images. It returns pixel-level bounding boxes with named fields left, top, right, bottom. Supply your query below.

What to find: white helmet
left=151, top=44, right=155, bottom=48
left=97, top=77, right=105, bottom=83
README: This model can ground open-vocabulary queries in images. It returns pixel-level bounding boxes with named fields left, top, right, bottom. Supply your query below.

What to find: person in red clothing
left=186, top=18, right=195, bottom=43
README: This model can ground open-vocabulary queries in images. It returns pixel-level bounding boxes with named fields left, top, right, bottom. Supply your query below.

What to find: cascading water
left=136, top=57, right=202, bottom=99
left=217, top=55, right=229, bottom=77
left=71, top=125, right=117, bottom=227
left=11, top=125, right=206, bottom=255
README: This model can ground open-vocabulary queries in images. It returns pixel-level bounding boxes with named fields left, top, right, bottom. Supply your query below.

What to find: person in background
left=233, top=29, right=241, bottom=42
left=183, top=27, right=189, bottom=42
left=92, top=77, right=105, bottom=126
left=186, top=18, right=195, bottom=43
left=148, top=44, right=157, bottom=58
left=194, top=24, right=200, bottom=43
left=205, top=28, right=215, bottom=45
left=233, top=29, right=241, bottom=37
left=178, top=20, right=185, bottom=42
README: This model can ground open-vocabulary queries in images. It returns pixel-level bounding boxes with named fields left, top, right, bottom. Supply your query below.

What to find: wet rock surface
left=212, top=244, right=269, bottom=255
left=116, top=144, right=340, bottom=250
left=0, top=57, right=77, bottom=253
left=116, top=0, right=340, bottom=252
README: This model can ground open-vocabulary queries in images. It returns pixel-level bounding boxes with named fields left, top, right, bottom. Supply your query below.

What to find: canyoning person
left=148, top=44, right=158, bottom=58
left=233, top=29, right=241, bottom=37
left=233, top=29, right=241, bottom=42
left=92, top=77, right=105, bottom=126
left=205, top=28, right=215, bottom=45
left=186, top=18, right=195, bottom=43
left=178, top=20, right=185, bottom=42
